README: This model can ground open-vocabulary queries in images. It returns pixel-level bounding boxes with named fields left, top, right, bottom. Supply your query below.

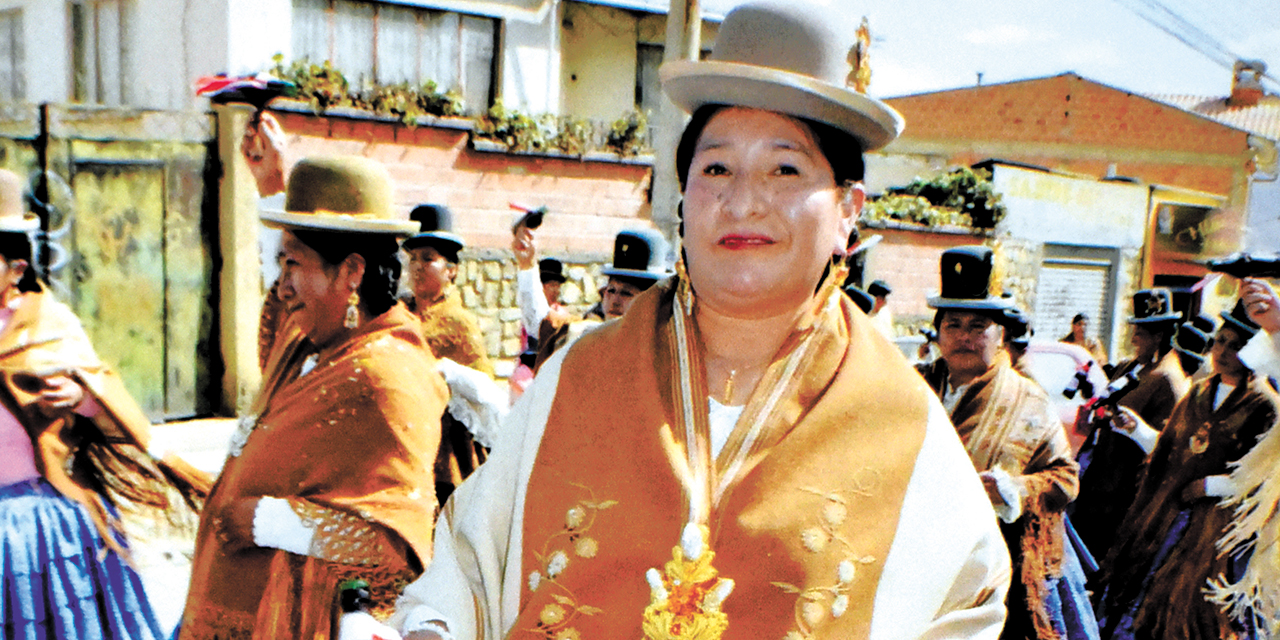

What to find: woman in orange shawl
left=176, top=154, right=446, bottom=639
left=393, top=2, right=1010, bottom=639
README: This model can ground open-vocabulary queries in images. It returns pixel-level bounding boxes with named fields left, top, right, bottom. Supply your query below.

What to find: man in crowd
left=916, top=246, right=1091, bottom=639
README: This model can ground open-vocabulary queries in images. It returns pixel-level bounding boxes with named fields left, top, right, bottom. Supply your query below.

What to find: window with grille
left=292, top=0, right=498, bottom=114
left=70, top=0, right=126, bottom=105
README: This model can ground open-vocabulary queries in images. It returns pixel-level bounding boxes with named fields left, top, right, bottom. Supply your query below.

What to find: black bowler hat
left=1188, top=312, right=1216, bottom=336
left=867, top=280, right=892, bottom=298
left=1003, top=307, right=1033, bottom=347
left=842, top=285, right=874, bottom=314
left=927, top=246, right=1011, bottom=311
left=1174, top=323, right=1210, bottom=359
left=602, top=229, right=673, bottom=283
left=402, top=204, right=464, bottom=255
left=1220, top=299, right=1261, bottom=340
left=538, top=258, right=566, bottom=284
left=1127, top=288, right=1181, bottom=324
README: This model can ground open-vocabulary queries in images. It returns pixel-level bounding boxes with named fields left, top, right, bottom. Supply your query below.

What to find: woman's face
left=682, top=108, right=861, bottom=318
left=277, top=231, right=358, bottom=346
left=1072, top=318, right=1087, bottom=339
left=0, top=255, right=22, bottom=301
left=407, top=245, right=456, bottom=302
left=1210, top=325, right=1248, bottom=378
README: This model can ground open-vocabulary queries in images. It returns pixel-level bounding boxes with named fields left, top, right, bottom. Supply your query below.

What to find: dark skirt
left=1, top=478, right=164, bottom=640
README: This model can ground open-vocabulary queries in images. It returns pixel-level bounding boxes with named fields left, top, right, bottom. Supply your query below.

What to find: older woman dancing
left=176, top=156, right=447, bottom=639
left=391, top=2, right=1009, bottom=639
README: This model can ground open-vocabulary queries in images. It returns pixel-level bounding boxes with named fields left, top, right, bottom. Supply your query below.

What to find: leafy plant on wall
left=262, top=55, right=653, bottom=157
left=606, top=110, right=649, bottom=157
left=268, top=55, right=464, bottom=123
left=862, top=167, right=1007, bottom=231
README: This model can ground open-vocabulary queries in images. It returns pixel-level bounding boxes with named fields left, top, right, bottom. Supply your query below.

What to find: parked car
left=1019, top=341, right=1110, bottom=455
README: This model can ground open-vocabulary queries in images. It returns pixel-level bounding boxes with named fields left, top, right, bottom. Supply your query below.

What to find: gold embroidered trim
left=291, top=499, right=393, bottom=566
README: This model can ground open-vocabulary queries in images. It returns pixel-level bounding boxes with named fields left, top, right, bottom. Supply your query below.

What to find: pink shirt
left=0, top=304, right=38, bottom=486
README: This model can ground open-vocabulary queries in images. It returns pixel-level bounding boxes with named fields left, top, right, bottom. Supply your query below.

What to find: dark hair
left=675, top=104, right=866, bottom=192
left=1072, top=313, right=1088, bottom=324
left=0, top=231, right=40, bottom=292
left=291, top=230, right=402, bottom=316
left=608, top=274, right=659, bottom=292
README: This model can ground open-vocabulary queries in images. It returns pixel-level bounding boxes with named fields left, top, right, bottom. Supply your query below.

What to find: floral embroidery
left=526, top=485, right=615, bottom=639
left=774, top=488, right=877, bottom=639
left=641, top=523, right=734, bottom=640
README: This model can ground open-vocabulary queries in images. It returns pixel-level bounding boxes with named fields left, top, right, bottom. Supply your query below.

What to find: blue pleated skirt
left=1, top=478, right=165, bottom=640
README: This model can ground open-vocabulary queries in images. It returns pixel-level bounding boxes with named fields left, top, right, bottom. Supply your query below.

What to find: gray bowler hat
left=660, top=0, right=904, bottom=151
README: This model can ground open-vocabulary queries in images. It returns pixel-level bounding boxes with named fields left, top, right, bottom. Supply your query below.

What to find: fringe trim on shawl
left=1207, top=413, right=1280, bottom=635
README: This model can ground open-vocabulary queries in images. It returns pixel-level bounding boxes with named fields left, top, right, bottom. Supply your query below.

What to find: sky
left=712, top=0, right=1280, bottom=100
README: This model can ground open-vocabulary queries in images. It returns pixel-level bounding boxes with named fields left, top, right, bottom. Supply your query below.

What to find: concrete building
left=0, top=0, right=724, bottom=116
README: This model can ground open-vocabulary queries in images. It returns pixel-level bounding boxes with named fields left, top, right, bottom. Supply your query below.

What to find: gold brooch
left=641, top=523, right=734, bottom=640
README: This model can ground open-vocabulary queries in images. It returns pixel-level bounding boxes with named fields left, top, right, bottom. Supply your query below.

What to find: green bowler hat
left=261, top=156, right=420, bottom=236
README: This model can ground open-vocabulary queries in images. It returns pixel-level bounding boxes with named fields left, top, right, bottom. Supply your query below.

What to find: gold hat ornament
left=660, top=0, right=904, bottom=152
left=260, top=156, right=419, bottom=236
left=0, top=169, right=40, bottom=233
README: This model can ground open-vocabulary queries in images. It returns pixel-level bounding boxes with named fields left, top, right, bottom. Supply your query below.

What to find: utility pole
left=651, top=0, right=701, bottom=248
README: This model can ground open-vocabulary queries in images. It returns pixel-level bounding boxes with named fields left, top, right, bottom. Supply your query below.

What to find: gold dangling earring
left=344, top=289, right=360, bottom=329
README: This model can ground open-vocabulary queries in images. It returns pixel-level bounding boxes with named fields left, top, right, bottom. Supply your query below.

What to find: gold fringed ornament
left=641, top=523, right=734, bottom=640
left=344, top=290, right=360, bottom=329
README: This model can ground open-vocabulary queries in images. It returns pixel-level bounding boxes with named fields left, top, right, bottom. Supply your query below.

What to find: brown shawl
left=1, top=290, right=206, bottom=555
left=510, top=277, right=932, bottom=639
left=180, top=304, right=445, bottom=640
left=1100, top=373, right=1278, bottom=639
left=920, top=353, right=1078, bottom=640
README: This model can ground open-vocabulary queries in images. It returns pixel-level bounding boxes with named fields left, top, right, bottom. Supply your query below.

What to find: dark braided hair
left=290, top=230, right=402, bottom=316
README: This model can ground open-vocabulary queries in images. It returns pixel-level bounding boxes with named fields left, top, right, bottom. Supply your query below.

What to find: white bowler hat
left=660, top=0, right=904, bottom=151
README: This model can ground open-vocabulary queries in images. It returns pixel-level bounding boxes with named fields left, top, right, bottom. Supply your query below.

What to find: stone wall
left=453, top=249, right=610, bottom=376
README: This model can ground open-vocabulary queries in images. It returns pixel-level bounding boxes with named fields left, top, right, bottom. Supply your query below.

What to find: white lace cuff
left=437, top=358, right=508, bottom=449
left=253, top=496, right=316, bottom=555
left=401, top=605, right=454, bottom=640
left=987, top=467, right=1024, bottom=524
left=1204, top=474, right=1235, bottom=498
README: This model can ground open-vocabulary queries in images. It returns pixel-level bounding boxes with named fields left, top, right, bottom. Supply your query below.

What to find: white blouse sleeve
left=391, top=347, right=567, bottom=639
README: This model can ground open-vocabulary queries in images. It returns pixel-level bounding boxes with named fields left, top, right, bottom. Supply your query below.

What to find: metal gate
left=1033, top=244, right=1120, bottom=360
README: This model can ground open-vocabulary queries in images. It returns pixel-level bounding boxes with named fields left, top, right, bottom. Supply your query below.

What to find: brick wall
left=271, top=109, right=656, bottom=256
left=266, top=108, right=654, bottom=375
left=861, top=224, right=988, bottom=333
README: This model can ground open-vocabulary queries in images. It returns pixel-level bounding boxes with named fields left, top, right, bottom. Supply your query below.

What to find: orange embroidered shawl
left=180, top=304, right=446, bottom=640
left=511, top=279, right=932, bottom=639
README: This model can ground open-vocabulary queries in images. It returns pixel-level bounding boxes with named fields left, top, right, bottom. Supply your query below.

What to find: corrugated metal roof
left=1148, top=93, right=1280, bottom=141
